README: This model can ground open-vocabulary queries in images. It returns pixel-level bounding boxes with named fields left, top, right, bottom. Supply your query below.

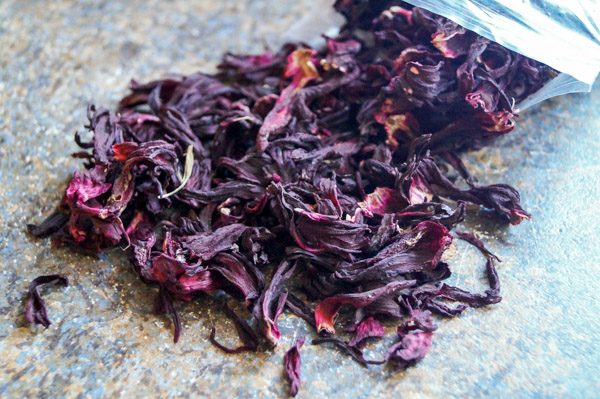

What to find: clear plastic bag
left=404, top=0, right=600, bottom=109
left=284, top=0, right=600, bottom=109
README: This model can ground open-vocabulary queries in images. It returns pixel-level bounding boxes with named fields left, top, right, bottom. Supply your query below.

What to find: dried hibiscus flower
left=25, top=1, right=555, bottom=395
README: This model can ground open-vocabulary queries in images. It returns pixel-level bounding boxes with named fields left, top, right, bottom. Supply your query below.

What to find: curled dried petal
left=25, top=275, right=69, bottom=328
left=284, top=337, right=305, bottom=396
left=315, top=280, right=416, bottom=334
left=348, top=317, right=386, bottom=348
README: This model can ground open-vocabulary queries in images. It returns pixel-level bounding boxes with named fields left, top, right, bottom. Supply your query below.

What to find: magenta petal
left=348, top=317, right=386, bottom=348
left=386, top=332, right=434, bottom=367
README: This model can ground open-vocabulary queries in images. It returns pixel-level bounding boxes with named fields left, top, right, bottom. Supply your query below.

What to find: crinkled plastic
left=284, top=0, right=600, bottom=109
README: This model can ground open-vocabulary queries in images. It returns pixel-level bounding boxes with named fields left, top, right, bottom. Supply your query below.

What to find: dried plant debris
left=26, top=1, right=553, bottom=394
left=25, top=275, right=69, bottom=328
left=284, top=337, right=305, bottom=396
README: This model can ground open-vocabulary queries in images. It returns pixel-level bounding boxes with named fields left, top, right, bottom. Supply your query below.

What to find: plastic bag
left=283, top=0, right=600, bottom=109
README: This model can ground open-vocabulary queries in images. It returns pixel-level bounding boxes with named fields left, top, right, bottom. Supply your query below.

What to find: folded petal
left=284, top=337, right=305, bottom=396
left=315, top=280, right=416, bottom=334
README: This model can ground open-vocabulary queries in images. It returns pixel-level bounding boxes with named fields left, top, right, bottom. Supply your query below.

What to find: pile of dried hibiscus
left=26, top=1, right=555, bottom=395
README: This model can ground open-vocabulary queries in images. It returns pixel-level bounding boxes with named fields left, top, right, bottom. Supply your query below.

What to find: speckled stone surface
left=1, top=1, right=599, bottom=398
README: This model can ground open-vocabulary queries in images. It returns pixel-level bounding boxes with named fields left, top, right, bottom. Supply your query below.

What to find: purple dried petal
left=466, top=184, right=531, bottom=225
left=153, top=285, right=181, bottom=343
left=85, top=105, right=123, bottom=165
left=284, top=337, right=305, bottom=396
left=348, top=317, right=386, bottom=348
left=315, top=280, right=416, bottom=334
left=257, top=49, right=319, bottom=152
left=431, top=22, right=473, bottom=59
left=25, top=274, right=69, bottom=328
left=385, top=332, right=434, bottom=367
left=181, top=224, right=252, bottom=262
left=209, top=253, right=260, bottom=303
left=253, top=261, right=295, bottom=346
left=27, top=211, right=69, bottom=238
left=398, top=299, right=438, bottom=336
left=360, top=187, right=407, bottom=216
left=334, top=221, right=451, bottom=284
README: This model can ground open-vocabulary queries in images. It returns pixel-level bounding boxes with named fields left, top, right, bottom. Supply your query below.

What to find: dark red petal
left=153, top=285, right=181, bottom=343
left=348, top=317, right=386, bottom=348
left=112, top=142, right=139, bottom=161
left=315, top=280, right=416, bottom=334
left=284, top=337, right=305, bottom=396
left=25, top=275, right=69, bottom=328
left=385, top=332, right=434, bottom=367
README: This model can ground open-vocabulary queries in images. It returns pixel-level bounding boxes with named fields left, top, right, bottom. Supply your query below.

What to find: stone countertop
left=1, top=1, right=599, bottom=398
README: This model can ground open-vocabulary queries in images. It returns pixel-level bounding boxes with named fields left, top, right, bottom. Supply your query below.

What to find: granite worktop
left=1, top=1, right=599, bottom=398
